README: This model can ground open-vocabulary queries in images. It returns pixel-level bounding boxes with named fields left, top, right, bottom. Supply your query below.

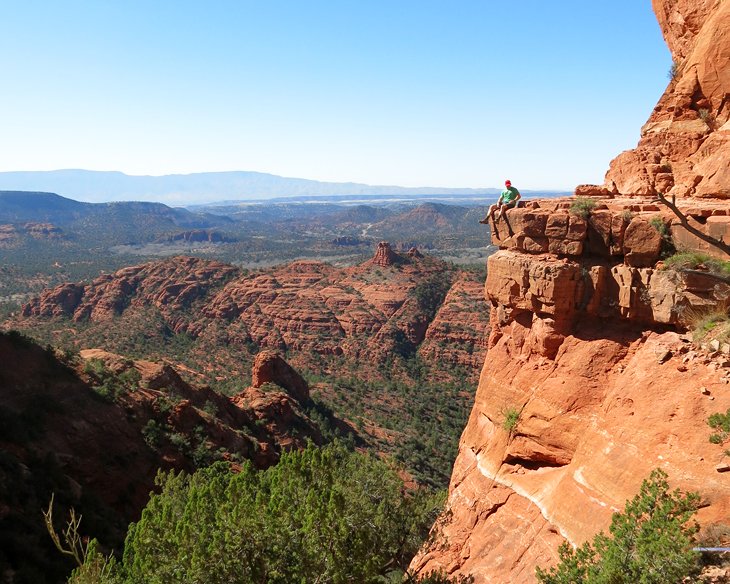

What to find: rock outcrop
left=18, top=246, right=489, bottom=379
left=251, top=350, right=310, bottom=403
left=0, top=331, right=327, bottom=581
left=602, top=0, right=730, bottom=199
left=412, top=233, right=730, bottom=581
left=370, top=241, right=399, bottom=266
left=412, top=3, right=730, bottom=578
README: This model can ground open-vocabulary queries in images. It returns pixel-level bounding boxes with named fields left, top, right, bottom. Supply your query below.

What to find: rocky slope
left=17, top=243, right=489, bottom=378
left=412, top=210, right=730, bottom=581
left=0, top=331, right=323, bottom=582
left=412, top=2, right=730, bottom=581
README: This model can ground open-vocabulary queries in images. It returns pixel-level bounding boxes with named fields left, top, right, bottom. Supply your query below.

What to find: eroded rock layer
left=411, top=249, right=730, bottom=582
left=18, top=247, right=489, bottom=376
left=413, top=2, right=730, bottom=575
left=603, top=0, right=730, bottom=198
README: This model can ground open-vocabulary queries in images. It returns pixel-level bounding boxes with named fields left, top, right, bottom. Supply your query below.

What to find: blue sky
left=0, top=1, right=670, bottom=191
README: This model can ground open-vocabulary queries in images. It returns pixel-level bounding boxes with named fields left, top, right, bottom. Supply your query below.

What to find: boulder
left=622, top=218, right=663, bottom=267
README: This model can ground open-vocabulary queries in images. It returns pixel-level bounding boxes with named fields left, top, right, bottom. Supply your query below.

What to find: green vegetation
left=55, top=442, right=452, bottom=584
left=413, top=270, right=455, bottom=319
left=649, top=216, right=669, bottom=238
left=536, top=469, right=700, bottom=584
left=649, top=216, right=674, bottom=257
left=569, top=198, right=597, bottom=220
left=83, top=359, right=141, bottom=400
left=686, top=309, right=730, bottom=344
left=308, top=355, right=474, bottom=489
left=662, top=251, right=730, bottom=278
left=708, top=408, right=730, bottom=455
left=662, top=252, right=730, bottom=341
left=501, top=406, right=521, bottom=435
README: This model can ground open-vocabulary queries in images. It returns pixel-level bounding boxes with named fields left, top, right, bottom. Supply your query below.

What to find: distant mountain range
left=0, top=170, right=567, bottom=205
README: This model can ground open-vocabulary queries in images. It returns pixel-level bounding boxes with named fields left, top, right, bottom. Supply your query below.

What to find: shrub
left=708, top=408, right=730, bottom=455
left=141, top=420, right=162, bottom=449
left=621, top=209, right=634, bottom=224
left=661, top=252, right=730, bottom=278
left=649, top=216, right=674, bottom=257
left=699, top=108, right=716, bottom=129
left=685, top=309, right=730, bottom=343
left=668, top=60, right=679, bottom=80
left=501, top=406, right=521, bottom=435
left=569, top=198, right=597, bottom=220
left=536, top=468, right=700, bottom=584
left=649, top=216, right=669, bottom=238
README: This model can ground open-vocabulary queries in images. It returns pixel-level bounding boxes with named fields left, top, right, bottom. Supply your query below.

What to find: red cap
left=505, top=180, right=511, bottom=185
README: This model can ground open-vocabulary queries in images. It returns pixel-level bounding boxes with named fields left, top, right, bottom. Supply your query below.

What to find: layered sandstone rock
left=413, top=3, right=730, bottom=573
left=412, top=250, right=730, bottom=583
left=418, top=272, right=490, bottom=369
left=370, top=241, right=399, bottom=266
left=602, top=0, right=730, bottom=199
left=491, top=193, right=730, bottom=262
left=20, top=246, right=488, bottom=377
left=77, top=348, right=322, bottom=467
left=22, top=256, right=238, bottom=324
left=412, top=325, right=730, bottom=582
left=251, top=350, right=310, bottom=402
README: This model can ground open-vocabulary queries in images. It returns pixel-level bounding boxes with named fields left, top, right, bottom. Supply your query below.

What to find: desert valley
left=1, top=0, right=730, bottom=583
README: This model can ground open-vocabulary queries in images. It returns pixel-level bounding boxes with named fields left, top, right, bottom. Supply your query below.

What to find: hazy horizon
left=0, top=2, right=669, bottom=191
left=0, top=168, right=571, bottom=206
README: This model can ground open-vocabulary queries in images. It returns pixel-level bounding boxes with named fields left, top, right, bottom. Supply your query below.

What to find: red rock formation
left=602, top=0, right=730, bottom=199
left=412, top=244, right=730, bottom=581
left=78, top=347, right=322, bottom=469
left=418, top=272, right=490, bottom=369
left=24, top=222, right=64, bottom=239
left=0, top=329, right=330, bottom=580
left=18, top=245, right=486, bottom=378
left=412, top=4, right=730, bottom=575
left=22, top=255, right=238, bottom=324
left=251, top=350, right=309, bottom=402
left=22, top=282, right=86, bottom=317
left=370, top=241, right=399, bottom=266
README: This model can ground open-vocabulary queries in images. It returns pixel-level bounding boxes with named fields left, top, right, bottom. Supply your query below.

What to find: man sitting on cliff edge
left=480, top=179, right=521, bottom=224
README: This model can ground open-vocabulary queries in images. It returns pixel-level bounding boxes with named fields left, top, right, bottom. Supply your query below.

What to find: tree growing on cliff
left=535, top=469, right=700, bottom=584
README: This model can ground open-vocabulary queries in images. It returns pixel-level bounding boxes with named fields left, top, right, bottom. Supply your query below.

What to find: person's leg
left=500, top=201, right=516, bottom=218
left=480, top=204, right=497, bottom=223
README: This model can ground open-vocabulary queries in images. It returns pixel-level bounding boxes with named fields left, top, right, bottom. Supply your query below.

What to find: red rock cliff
left=412, top=2, right=730, bottom=581
left=604, top=0, right=730, bottom=198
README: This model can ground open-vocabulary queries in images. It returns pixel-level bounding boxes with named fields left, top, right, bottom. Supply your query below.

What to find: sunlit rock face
left=604, top=0, right=730, bottom=199
left=411, top=3, right=730, bottom=581
left=410, top=250, right=730, bottom=583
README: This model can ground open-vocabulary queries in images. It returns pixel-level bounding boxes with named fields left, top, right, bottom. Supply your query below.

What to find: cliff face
left=413, top=198, right=730, bottom=583
left=411, top=264, right=730, bottom=580
left=604, top=0, right=730, bottom=198
left=412, top=226, right=730, bottom=581
left=412, top=3, right=730, bottom=581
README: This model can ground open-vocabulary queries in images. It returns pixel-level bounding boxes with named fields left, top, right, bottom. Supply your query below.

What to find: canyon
left=2, top=2, right=729, bottom=582
left=411, top=0, right=730, bottom=581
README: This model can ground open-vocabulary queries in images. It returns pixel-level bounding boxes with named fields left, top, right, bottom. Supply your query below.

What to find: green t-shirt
left=500, top=186, right=520, bottom=203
